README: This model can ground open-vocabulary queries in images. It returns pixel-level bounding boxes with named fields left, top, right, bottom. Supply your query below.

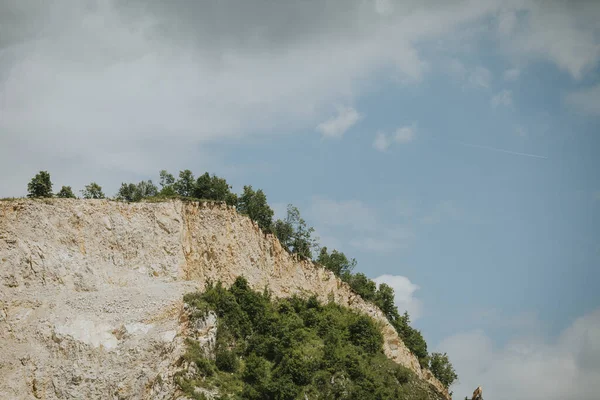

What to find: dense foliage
left=116, top=180, right=158, bottom=202
left=428, top=353, right=458, bottom=388
left=19, top=169, right=455, bottom=387
left=177, top=277, right=442, bottom=400
left=27, top=171, right=53, bottom=198
left=56, top=186, right=77, bottom=198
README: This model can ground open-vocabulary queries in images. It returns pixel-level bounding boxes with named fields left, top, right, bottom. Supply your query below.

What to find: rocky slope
left=0, top=199, right=449, bottom=399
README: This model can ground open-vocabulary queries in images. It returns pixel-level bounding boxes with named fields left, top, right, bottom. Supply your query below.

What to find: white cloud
left=309, top=196, right=378, bottom=231
left=395, top=125, right=416, bottom=143
left=566, top=84, right=600, bottom=116
left=444, top=60, right=493, bottom=90
left=350, top=225, right=414, bottom=253
left=504, top=68, right=521, bottom=81
left=373, top=124, right=416, bottom=152
left=1, top=0, right=599, bottom=195
left=316, top=106, right=363, bottom=138
left=373, top=274, right=422, bottom=320
left=491, top=89, right=513, bottom=108
left=437, top=308, right=600, bottom=400
left=468, top=66, right=492, bottom=89
left=498, top=2, right=600, bottom=80
left=373, top=131, right=392, bottom=151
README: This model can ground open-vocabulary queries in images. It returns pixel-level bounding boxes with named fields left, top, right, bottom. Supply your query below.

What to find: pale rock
left=0, top=199, right=449, bottom=399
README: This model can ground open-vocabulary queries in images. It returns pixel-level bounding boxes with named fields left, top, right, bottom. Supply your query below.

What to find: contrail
left=457, top=141, right=548, bottom=159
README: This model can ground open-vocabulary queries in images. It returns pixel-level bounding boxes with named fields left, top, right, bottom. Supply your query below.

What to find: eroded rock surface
left=0, top=199, right=449, bottom=399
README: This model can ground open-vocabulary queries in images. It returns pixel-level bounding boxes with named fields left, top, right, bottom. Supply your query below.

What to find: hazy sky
left=1, top=1, right=599, bottom=398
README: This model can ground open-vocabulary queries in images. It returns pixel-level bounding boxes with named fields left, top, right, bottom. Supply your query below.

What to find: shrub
left=56, top=186, right=76, bottom=198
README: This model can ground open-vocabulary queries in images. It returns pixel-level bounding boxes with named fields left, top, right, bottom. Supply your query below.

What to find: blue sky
left=1, top=1, right=599, bottom=398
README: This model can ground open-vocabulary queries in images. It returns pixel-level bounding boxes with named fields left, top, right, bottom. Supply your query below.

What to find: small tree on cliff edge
left=27, top=171, right=53, bottom=198
left=57, top=186, right=76, bottom=198
left=429, top=352, right=458, bottom=388
left=81, top=182, right=105, bottom=199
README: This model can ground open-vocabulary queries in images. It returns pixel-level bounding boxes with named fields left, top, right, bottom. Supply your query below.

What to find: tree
left=429, top=352, right=458, bottom=388
left=274, top=219, right=294, bottom=250
left=317, top=247, right=356, bottom=277
left=344, top=273, right=377, bottom=302
left=56, top=186, right=76, bottom=198
left=116, top=183, right=137, bottom=202
left=27, top=171, right=53, bottom=198
left=174, top=170, right=195, bottom=198
left=117, top=180, right=158, bottom=202
left=274, top=205, right=317, bottom=259
left=158, top=170, right=177, bottom=197
left=238, top=185, right=274, bottom=232
left=374, top=283, right=400, bottom=322
left=159, top=170, right=175, bottom=188
left=348, top=315, right=383, bottom=355
left=193, top=172, right=237, bottom=205
left=81, top=182, right=105, bottom=199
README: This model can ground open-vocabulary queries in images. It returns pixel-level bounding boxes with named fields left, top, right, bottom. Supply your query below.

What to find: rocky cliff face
left=0, top=199, right=449, bottom=399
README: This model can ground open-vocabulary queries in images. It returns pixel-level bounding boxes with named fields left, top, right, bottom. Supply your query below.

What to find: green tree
left=116, top=183, right=137, bottom=202
left=428, top=352, right=458, bottom=388
left=27, top=171, right=53, bottom=198
left=274, top=205, right=317, bottom=259
left=193, top=172, right=237, bottom=204
left=317, top=247, right=356, bottom=277
left=158, top=170, right=177, bottom=197
left=344, top=273, right=377, bottom=302
left=81, top=182, right=105, bottom=199
left=238, top=185, right=274, bottom=232
left=116, top=180, right=157, bottom=202
left=374, top=283, right=400, bottom=322
left=174, top=170, right=195, bottom=198
left=348, top=315, right=383, bottom=355
left=56, top=186, right=76, bottom=198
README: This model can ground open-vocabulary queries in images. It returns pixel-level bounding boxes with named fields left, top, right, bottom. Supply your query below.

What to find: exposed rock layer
left=0, top=199, right=449, bottom=399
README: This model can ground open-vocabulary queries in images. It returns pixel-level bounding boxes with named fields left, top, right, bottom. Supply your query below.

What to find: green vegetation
left=237, top=186, right=274, bottom=233
left=116, top=180, right=158, bottom=202
left=177, top=277, right=444, bottom=400
left=81, top=182, right=105, bottom=199
left=57, top=186, right=77, bottom=198
left=16, top=169, right=455, bottom=387
left=273, top=204, right=318, bottom=259
left=27, top=171, right=53, bottom=198
left=428, top=353, right=458, bottom=388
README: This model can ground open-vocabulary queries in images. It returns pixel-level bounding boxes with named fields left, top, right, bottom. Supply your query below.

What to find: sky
left=1, top=0, right=599, bottom=398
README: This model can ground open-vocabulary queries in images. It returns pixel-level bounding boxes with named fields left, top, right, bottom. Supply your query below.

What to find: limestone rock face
left=0, top=199, right=449, bottom=399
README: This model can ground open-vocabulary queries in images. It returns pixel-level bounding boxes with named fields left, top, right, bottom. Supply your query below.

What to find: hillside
left=0, top=199, right=449, bottom=399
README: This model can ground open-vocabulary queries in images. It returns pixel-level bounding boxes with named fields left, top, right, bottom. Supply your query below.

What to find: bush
left=56, top=186, right=76, bottom=198
left=215, top=348, right=239, bottom=373
left=176, top=278, right=440, bottom=400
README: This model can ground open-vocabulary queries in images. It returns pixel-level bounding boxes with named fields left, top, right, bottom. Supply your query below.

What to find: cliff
left=0, top=199, right=449, bottom=399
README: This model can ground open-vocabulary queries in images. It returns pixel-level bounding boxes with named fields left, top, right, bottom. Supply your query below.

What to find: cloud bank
left=437, top=308, right=600, bottom=400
